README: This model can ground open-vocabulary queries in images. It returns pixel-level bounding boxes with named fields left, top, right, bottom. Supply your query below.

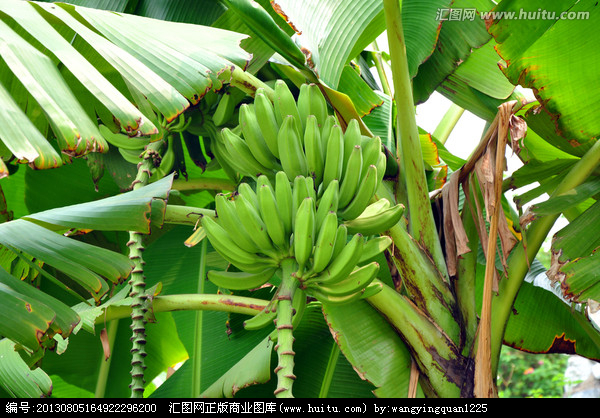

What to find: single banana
left=209, top=132, right=241, bottom=181
left=310, top=279, right=382, bottom=305
left=315, top=179, right=339, bottom=232
left=303, top=115, right=324, bottom=186
left=202, top=215, right=275, bottom=272
left=154, top=136, right=175, bottom=178
left=342, top=119, right=362, bottom=177
left=322, top=124, right=344, bottom=190
left=320, top=115, right=337, bottom=156
left=305, top=175, right=317, bottom=202
left=221, top=127, right=272, bottom=178
left=338, top=164, right=378, bottom=220
left=291, top=287, right=306, bottom=328
left=306, top=233, right=364, bottom=286
left=275, top=171, right=293, bottom=239
left=215, top=193, right=261, bottom=254
left=292, top=175, right=309, bottom=229
left=258, top=182, right=289, bottom=251
left=213, top=87, right=246, bottom=126
left=358, top=236, right=393, bottom=264
left=308, top=83, right=328, bottom=129
left=244, top=297, right=278, bottom=331
left=254, top=88, right=280, bottom=158
left=278, top=115, right=308, bottom=181
left=343, top=203, right=405, bottom=236
left=237, top=182, right=259, bottom=208
left=235, top=193, right=277, bottom=256
left=360, top=135, right=382, bottom=175
left=311, top=211, right=339, bottom=274
left=99, top=124, right=150, bottom=150
left=293, top=196, right=315, bottom=273
left=119, top=147, right=144, bottom=165
left=239, top=103, right=281, bottom=170
left=376, top=149, right=387, bottom=186
left=358, top=198, right=391, bottom=218
left=314, top=261, right=379, bottom=297
left=207, top=266, right=278, bottom=290
left=297, top=83, right=311, bottom=132
left=331, top=224, right=348, bottom=261
left=274, top=79, right=302, bottom=134
left=338, top=145, right=363, bottom=209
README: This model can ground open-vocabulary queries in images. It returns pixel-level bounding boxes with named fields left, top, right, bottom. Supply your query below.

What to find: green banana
left=202, top=215, right=275, bottom=272
left=293, top=196, right=315, bottom=273
left=244, top=303, right=277, bottom=331
left=311, top=211, right=338, bottom=274
left=322, top=124, right=344, bottom=189
left=358, top=198, right=391, bottom=217
left=360, top=135, right=382, bottom=175
left=234, top=193, right=277, bottom=256
left=376, top=148, right=387, bottom=186
left=278, top=115, right=308, bottom=181
left=297, top=83, right=311, bottom=132
left=305, top=175, right=317, bottom=202
left=207, top=266, right=277, bottom=290
left=274, top=79, right=302, bottom=133
left=119, top=147, right=144, bottom=165
left=254, top=88, right=280, bottom=158
left=292, top=175, right=309, bottom=229
left=308, top=83, right=329, bottom=129
left=358, top=236, right=393, bottom=264
left=154, top=136, right=175, bottom=178
left=307, top=233, right=364, bottom=286
left=338, top=144, right=363, bottom=209
left=213, top=87, right=246, bottom=126
left=315, top=179, right=339, bottom=231
left=221, top=127, right=272, bottom=178
left=239, top=103, right=281, bottom=170
left=303, top=115, right=324, bottom=186
left=314, top=261, right=379, bottom=297
left=310, top=280, right=382, bottom=305
left=238, top=181, right=259, bottom=208
left=215, top=193, right=261, bottom=254
left=209, top=132, right=241, bottom=181
left=320, top=115, right=337, bottom=155
left=331, top=224, right=348, bottom=261
left=99, top=124, right=150, bottom=150
left=343, top=203, right=405, bottom=236
left=338, top=164, right=378, bottom=220
left=275, top=171, right=294, bottom=239
left=257, top=182, right=289, bottom=251
left=342, top=119, right=362, bottom=177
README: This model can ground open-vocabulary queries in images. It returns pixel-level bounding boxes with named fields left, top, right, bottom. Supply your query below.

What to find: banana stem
left=273, top=258, right=300, bottom=398
left=382, top=0, right=448, bottom=280
left=128, top=142, right=162, bottom=398
left=171, top=177, right=236, bottom=192
left=163, top=204, right=215, bottom=226
left=433, top=104, right=465, bottom=145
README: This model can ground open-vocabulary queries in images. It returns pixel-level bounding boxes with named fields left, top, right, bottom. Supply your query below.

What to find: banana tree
left=0, top=0, right=599, bottom=399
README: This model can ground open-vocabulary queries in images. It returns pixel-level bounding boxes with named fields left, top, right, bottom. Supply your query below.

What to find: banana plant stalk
left=273, top=258, right=300, bottom=398
left=127, top=141, right=162, bottom=398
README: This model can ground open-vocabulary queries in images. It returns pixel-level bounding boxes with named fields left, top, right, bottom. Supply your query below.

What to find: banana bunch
left=203, top=171, right=402, bottom=311
left=213, top=81, right=387, bottom=209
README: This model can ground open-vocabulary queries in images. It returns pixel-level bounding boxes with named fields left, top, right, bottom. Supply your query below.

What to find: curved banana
left=331, top=224, right=348, bottom=261
left=360, top=135, right=382, bottom=175
left=292, top=175, right=310, bottom=229
left=154, top=136, right=175, bottom=178
left=306, top=233, right=364, bottom=286
left=315, top=179, right=339, bottom=231
left=207, top=266, right=277, bottom=290
left=239, top=103, right=281, bottom=170
left=182, top=131, right=207, bottom=171
left=311, top=211, right=338, bottom=274
left=358, top=236, right=393, bottom=264
left=322, top=124, right=344, bottom=189
left=221, top=127, right=272, bottom=178
left=237, top=182, right=259, bottom=208
left=202, top=215, right=275, bottom=272
left=209, top=132, right=241, bottom=181
left=257, top=182, right=289, bottom=251
left=274, top=79, right=302, bottom=134
left=338, top=144, right=363, bottom=209
left=342, top=119, right=362, bottom=177
left=278, top=115, right=308, bottom=181
left=234, top=193, right=277, bottom=256
left=303, top=115, right=324, bottom=186
left=376, top=149, right=387, bottom=186
left=343, top=203, right=405, bottom=236
left=213, top=87, right=246, bottom=126
left=99, top=124, right=150, bottom=150
left=275, top=171, right=294, bottom=239
left=215, top=193, right=261, bottom=254
left=338, top=164, right=378, bottom=220
left=358, top=198, right=391, bottom=218
left=297, top=83, right=311, bottom=132
left=320, top=115, right=337, bottom=155
left=314, top=261, right=379, bottom=297
left=119, top=147, right=144, bottom=165
left=244, top=305, right=277, bottom=331
left=254, top=88, right=280, bottom=158
left=308, top=83, right=329, bottom=129
left=293, top=196, right=315, bottom=273
left=310, top=279, right=382, bottom=305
